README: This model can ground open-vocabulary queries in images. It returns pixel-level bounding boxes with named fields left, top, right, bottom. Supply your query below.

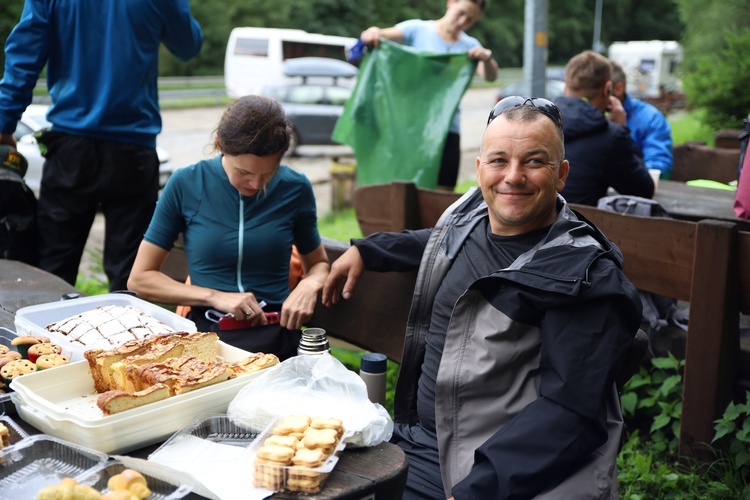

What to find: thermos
left=298, top=328, right=331, bottom=355
left=359, top=353, right=387, bottom=406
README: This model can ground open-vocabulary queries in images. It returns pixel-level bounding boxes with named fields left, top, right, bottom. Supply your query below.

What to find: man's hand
left=606, top=95, right=627, bottom=126
left=322, top=246, right=364, bottom=306
left=0, top=133, right=17, bottom=149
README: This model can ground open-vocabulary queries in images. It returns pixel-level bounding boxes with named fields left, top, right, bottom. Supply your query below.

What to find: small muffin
left=11, top=335, right=51, bottom=358
left=0, top=352, right=22, bottom=370
left=0, top=345, right=10, bottom=356
left=27, top=343, right=62, bottom=363
left=36, top=353, right=70, bottom=371
left=0, top=358, right=37, bottom=387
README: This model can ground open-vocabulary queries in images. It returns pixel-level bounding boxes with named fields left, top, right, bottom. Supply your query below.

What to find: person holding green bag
left=360, top=0, right=498, bottom=191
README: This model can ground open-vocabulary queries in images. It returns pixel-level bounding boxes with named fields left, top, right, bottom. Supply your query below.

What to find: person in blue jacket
left=0, top=0, right=203, bottom=291
left=611, top=61, right=674, bottom=179
left=360, top=0, right=498, bottom=191
left=323, top=98, right=641, bottom=498
left=128, top=96, right=330, bottom=360
left=553, top=50, right=654, bottom=206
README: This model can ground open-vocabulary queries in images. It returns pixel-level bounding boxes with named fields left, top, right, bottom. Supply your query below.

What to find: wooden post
left=679, top=220, right=739, bottom=459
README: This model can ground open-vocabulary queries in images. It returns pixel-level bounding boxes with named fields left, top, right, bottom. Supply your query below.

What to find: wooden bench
left=352, top=181, right=748, bottom=459
left=672, top=142, right=739, bottom=184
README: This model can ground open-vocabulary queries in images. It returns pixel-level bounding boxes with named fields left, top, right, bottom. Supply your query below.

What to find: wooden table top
left=0, top=259, right=408, bottom=499
left=654, top=179, right=749, bottom=229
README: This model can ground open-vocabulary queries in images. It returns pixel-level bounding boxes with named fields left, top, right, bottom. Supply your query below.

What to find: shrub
left=682, top=31, right=750, bottom=130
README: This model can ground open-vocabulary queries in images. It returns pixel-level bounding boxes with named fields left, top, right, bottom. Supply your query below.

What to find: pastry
left=35, top=353, right=71, bottom=370
left=11, top=335, right=50, bottom=358
left=0, top=358, right=36, bottom=386
left=130, top=355, right=232, bottom=395
left=0, top=345, right=9, bottom=356
left=45, top=305, right=176, bottom=349
left=263, top=434, right=300, bottom=449
left=0, top=351, right=22, bottom=370
left=107, top=469, right=151, bottom=499
left=0, top=422, right=9, bottom=447
left=27, top=343, right=62, bottom=363
left=302, top=427, right=339, bottom=451
left=85, top=332, right=218, bottom=393
left=36, top=477, right=101, bottom=500
left=97, top=383, right=171, bottom=416
left=291, top=447, right=327, bottom=468
left=272, top=415, right=311, bottom=436
left=256, top=443, right=296, bottom=463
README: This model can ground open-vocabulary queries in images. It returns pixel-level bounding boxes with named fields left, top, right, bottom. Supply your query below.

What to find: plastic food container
left=0, top=414, right=29, bottom=448
left=77, top=459, right=192, bottom=499
left=249, top=416, right=351, bottom=494
left=0, top=327, right=19, bottom=408
left=10, top=342, right=271, bottom=454
left=158, top=413, right=266, bottom=448
left=13, top=294, right=197, bottom=361
left=0, top=434, right=109, bottom=500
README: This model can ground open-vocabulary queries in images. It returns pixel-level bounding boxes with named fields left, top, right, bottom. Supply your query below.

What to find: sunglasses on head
left=487, top=96, right=563, bottom=130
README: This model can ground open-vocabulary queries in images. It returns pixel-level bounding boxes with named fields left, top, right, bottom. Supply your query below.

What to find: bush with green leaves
left=682, top=31, right=750, bottom=130
left=620, top=353, right=684, bottom=454
left=713, top=391, right=750, bottom=486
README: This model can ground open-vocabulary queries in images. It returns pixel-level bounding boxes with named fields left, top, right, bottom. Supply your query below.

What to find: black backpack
left=597, top=195, right=688, bottom=354
left=0, top=146, right=38, bottom=265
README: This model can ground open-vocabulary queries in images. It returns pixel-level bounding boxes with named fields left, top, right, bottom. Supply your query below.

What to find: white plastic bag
left=227, top=354, right=393, bottom=447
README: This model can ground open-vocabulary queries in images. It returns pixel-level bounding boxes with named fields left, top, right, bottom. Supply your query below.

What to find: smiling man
left=323, top=99, right=642, bottom=499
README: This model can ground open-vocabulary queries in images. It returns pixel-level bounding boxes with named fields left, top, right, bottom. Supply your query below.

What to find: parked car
left=263, top=57, right=357, bottom=155
left=496, top=78, right=566, bottom=102
left=14, top=104, right=176, bottom=196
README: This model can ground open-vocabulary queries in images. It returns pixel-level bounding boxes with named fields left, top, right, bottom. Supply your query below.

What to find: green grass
left=317, top=208, right=362, bottom=241
left=668, top=109, right=717, bottom=146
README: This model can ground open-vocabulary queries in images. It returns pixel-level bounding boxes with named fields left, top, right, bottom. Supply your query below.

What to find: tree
left=676, top=0, right=750, bottom=128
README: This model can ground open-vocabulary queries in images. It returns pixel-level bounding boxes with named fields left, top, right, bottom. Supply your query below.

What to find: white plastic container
left=10, top=342, right=274, bottom=454
left=13, top=294, right=197, bottom=361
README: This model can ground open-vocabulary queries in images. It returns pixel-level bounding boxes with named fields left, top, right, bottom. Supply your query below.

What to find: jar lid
left=360, top=352, right=387, bottom=372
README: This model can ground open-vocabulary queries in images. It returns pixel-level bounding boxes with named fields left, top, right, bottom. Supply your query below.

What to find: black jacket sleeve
left=353, top=229, right=431, bottom=272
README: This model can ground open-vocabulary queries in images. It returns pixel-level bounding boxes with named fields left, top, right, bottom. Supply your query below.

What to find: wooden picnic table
left=654, top=179, right=748, bottom=228
left=0, top=259, right=408, bottom=500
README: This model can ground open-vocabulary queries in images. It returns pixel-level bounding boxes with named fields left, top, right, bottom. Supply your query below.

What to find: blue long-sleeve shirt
left=0, top=0, right=203, bottom=147
left=624, top=93, right=674, bottom=178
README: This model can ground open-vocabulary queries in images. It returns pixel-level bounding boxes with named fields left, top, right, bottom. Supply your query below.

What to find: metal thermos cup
left=298, top=328, right=331, bottom=355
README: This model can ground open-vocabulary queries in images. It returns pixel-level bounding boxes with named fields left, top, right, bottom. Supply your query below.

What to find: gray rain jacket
left=359, top=189, right=641, bottom=499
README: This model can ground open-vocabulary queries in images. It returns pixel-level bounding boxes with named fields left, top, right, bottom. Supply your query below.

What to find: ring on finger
left=243, top=309, right=252, bottom=317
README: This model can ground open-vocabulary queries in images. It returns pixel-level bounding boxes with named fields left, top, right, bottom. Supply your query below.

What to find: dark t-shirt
left=416, top=217, right=550, bottom=434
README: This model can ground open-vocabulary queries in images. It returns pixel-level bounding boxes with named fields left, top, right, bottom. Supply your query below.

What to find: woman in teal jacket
left=128, top=96, right=329, bottom=360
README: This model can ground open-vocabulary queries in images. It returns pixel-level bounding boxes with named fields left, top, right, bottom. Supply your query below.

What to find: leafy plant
left=713, top=391, right=750, bottom=484
left=617, top=431, right=746, bottom=499
left=621, top=353, right=685, bottom=453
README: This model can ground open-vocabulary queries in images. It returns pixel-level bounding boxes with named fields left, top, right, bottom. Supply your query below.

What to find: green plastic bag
left=332, top=39, right=477, bottom=189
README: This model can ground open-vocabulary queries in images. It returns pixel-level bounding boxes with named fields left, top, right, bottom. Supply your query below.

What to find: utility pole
left=523, top=0, right=548, bottom=98
left=593, top=0, right=603, bottom=53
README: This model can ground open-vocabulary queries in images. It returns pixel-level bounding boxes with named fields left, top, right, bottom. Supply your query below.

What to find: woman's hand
left=209, top=291, right=268, bottom=327
left=467, top=46, right=493, bottom=62
left=281, top=243, right=329, bottom=330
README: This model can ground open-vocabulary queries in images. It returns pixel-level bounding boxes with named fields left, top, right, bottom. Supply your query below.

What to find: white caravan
left=224, top=27, right=357, bottom=98
left=608, top=40, right=683, bottom=99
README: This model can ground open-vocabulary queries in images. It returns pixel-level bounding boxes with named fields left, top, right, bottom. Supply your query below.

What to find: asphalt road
left=82, top=86, right=499, bottom=282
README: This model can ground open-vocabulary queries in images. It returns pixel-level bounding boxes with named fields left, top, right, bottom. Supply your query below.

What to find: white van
left=224, top=27, right=357, bottom=98
left=608, top=40, right=683, bottom=99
